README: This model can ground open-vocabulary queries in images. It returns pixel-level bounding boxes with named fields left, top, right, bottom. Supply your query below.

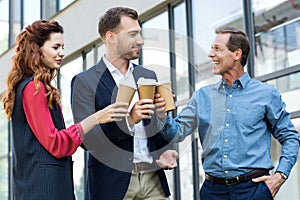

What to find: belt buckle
left=225, top=176, right=239, bottom=185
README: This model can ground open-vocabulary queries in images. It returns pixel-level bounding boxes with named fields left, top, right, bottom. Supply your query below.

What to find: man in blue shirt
left=155, top=26, right=300, bottom=199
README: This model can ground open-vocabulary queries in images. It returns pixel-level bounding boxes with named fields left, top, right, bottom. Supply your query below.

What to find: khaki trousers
left=123, top=170, right=169, bottom=200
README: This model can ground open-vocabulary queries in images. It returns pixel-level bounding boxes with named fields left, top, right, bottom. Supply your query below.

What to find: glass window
left=23, top=0, right=41, bottom=28
left=176, top=103, right=195, bottom=200
left=11, top=0, right=21, bottom=46
left=265, top=72, right=300, bottom=113
left=42, top=0, right=56, bottom=19
left=173, top=3, right=196, bottom=199
left=192, top=0, right=244, bottom=89
left=0, top=0, right=9, bottom=54
left=59, top=57, right=84, bottom=200
left=174, top=3, right=189, bottom=103
left=141, top=11, right=170, bottom=82
left=285, top=118, right=300, bottom=200
left=0, top=109, right=8, bottom=199
left=96, top=43, right=105, bottom=61
left=59, top=0, right=75, bottom=10
left=178, top=137, right=194, bottom=199
left=253, top=0, right=300, bottom=76
left=94, top=43, right=106, bottom=66
left=60, top=57, right=83, bottom=126
left=85, top=49, right=95, bottom=69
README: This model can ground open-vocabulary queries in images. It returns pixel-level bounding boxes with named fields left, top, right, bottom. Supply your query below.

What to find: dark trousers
left=200, top=179, right=273, bottom=200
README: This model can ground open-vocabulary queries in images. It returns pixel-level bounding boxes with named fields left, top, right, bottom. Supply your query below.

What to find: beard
left=122, top=51, right=140, bottom=60
left=116, top=39, right=141, bottom=60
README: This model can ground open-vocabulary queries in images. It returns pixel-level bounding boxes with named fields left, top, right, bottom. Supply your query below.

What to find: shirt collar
left=217, top=72, right=251, bottom=89
left=237, top=72, right=251, bottom=88
left=103, top=55, right=134, bottom=74
left=217, top=79, right=224, bottom=90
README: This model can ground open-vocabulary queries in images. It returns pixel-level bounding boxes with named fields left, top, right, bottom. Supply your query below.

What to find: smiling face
left=114, top=16, right=144, bottom=60
left=208, top=33, right=241, bottom=75
left=41, top=32, right=65, bottom=69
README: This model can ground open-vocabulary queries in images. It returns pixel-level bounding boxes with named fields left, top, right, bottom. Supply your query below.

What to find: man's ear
left=105, top=31, right=115, bottom=45
left=234, top=48, right=242, bottom=61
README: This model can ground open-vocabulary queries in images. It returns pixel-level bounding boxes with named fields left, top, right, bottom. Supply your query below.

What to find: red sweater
left=22, top=81, right=83, bottom=158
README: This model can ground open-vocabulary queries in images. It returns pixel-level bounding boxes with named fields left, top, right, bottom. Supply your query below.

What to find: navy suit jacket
left=71, top=58, right=172, bottom=200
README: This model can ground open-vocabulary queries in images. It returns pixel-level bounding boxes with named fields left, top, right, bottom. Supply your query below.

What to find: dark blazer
left=71, top=58, right=172, bottom=200
left=12, top=77, right=75, bottom=200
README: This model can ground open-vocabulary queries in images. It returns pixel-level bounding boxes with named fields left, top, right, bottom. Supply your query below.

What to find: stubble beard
left=122, top=51, right=140, bottom=60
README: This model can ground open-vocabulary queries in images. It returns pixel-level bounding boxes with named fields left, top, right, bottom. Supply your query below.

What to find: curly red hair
left=2, top=20, right=64, bottom=119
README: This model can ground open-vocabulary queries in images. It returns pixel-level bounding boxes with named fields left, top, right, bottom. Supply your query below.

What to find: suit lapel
left=132, top=64, right=139, bottom=87
left=96, top=59, right=118, bottom=99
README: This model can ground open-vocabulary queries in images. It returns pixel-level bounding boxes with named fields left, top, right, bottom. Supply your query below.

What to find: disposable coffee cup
left=116, top=84, right=136, bottom=108
left=156, top=82, right=175, bottom=112
left=137, top=78, right=157, bottom=101
left=138, top=84, right=156, bottom=100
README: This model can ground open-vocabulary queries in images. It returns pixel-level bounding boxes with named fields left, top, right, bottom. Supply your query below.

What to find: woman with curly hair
left=2, top=20, right=129, bottom=200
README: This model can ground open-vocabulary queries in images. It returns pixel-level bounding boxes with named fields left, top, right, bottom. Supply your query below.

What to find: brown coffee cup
left=138, top=84, right=156, bottom=100
left=116, top=84, right=136, bottom=107
left=156, top=82, right=175, bottom=112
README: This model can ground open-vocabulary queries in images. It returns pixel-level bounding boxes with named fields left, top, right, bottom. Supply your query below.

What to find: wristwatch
left=277, top=172, right=288, bottom=180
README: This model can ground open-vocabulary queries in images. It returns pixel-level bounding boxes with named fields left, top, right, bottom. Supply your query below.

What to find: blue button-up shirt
left=162, top=72, right=299, bottom=178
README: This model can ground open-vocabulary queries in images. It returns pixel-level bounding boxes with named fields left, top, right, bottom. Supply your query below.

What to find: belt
left=205, top=169, right=268, bottom=186
left=132, top=162, right=156, bottom=172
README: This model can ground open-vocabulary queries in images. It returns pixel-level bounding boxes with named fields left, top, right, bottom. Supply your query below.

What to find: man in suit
left=71, top=7, right=177, bottom=200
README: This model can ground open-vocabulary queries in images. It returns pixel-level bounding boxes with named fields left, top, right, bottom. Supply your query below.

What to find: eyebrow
left=211, top=44, right=221, bottom=48
left=128, top=30, right=140, bottom=34
left=52, top=43, right=65, bottom=48
left=53, top=42, right=64, bottom=45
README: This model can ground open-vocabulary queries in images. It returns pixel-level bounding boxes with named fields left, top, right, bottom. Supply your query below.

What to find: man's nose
left=208, top=49, right=215, bottom=58
left=137, top=34, right=144, bottom=45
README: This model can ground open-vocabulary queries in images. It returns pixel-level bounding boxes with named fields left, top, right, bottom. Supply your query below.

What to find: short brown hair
left=215, top=26, right=250, bottom=66
left=98, top=7, right=138, bottom=40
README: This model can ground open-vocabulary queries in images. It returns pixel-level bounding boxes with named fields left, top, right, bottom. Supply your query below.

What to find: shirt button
left=226, top=108, right=230, bottom=112
left=224, top=155, right=228, bottom=158
left=229, top=94, right=232, bottom=98
left=226, top=123, right=229, bottom=127
left=225, top=171, right=228, bottom=173
left=224, top=139, right=228, bottom=142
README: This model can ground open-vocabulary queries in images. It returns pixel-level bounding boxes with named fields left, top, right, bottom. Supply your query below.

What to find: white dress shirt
left=103, top=56, right=153, bottom=164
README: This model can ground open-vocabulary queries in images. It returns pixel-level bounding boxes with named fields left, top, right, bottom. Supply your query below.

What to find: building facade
left=0, top=0, right=299, bottom=199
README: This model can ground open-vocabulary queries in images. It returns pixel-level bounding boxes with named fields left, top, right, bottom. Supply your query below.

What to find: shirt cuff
left=75, top=123, right=84, bottom=143
left=125, top=117, right=135, bottom=134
